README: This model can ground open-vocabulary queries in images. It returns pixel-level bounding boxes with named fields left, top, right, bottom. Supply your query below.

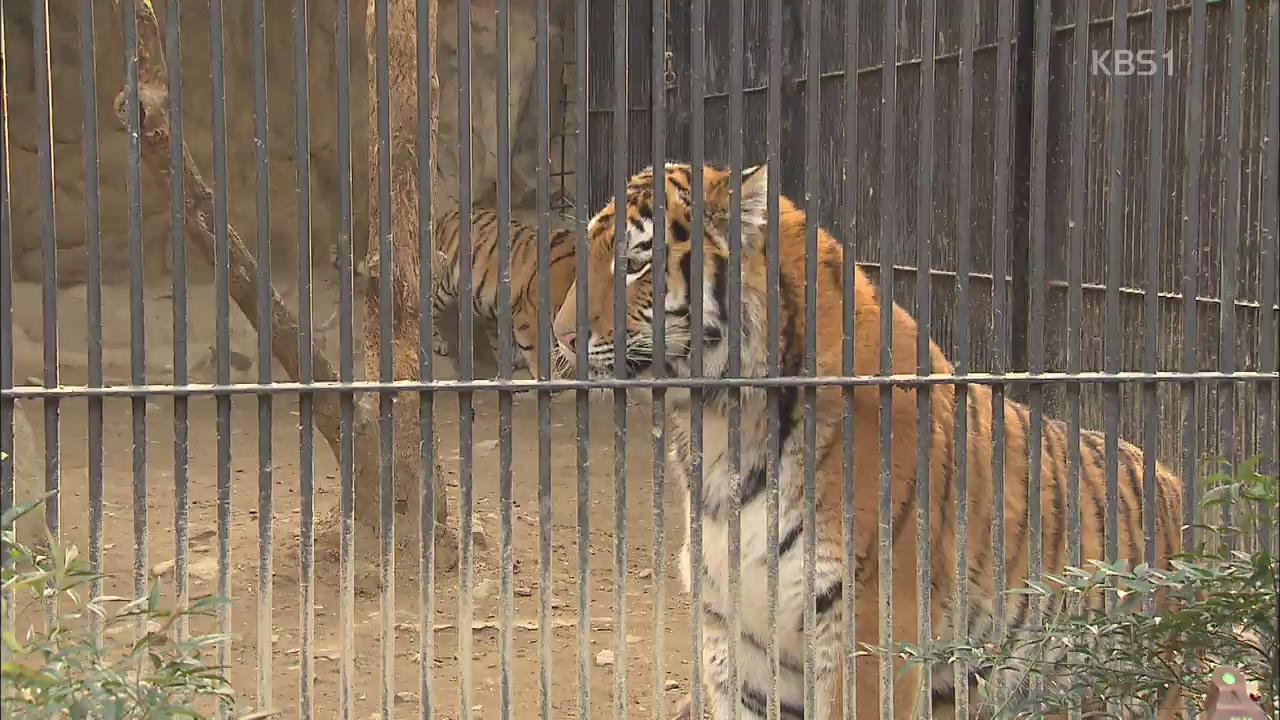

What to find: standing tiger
left=550, top=163, right=1185, bottom=719
left=430, top=208, right=576, bottom=378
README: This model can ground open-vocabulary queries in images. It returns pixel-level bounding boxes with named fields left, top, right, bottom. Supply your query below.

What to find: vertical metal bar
left=335, top=0, right=359, bottom=712
left=1103, top=0, right=1129, bottom=581
left=33, top=0, right=60, bottom=578
left=877, top=1, right=897, bottom=715
left=495, top=0, right=514, bottom=717
left=535, top=0, right=554, bottom=718
left=1066, top=0, right=1089, bottom=575
left=802, top=0, right=820, bottom=716
left=951, top=1, right=976, bottom=716
left=990, top=0, right=1016, bottom=703
left=371, top=0, right=397, bottom=713
left=80, top=0, right=107, bottom=645
left=914, top=0, right=937, bottom=714
left=1258, top=0, right=1279, bottom=563
left=166, top=0, right=190, bottom=644
left=292, top=0, right=316, bottom=709
left=249, top=0, right=274, bottom=706
left=726, top=0, right=745, bottom=710
left=122, top=0, right=149, bottom=622
left=1009, top=0, right=1034, bottom=384
left=610, top=1, right=629, bottom=716
left=1142, top=0, right=1169, bottom=573
left=0, top=0, right=13, bottom=628
left=455, top=0, right=476, bottom=713
left=1179, top=0, right=1206, bottom=557
left=573, top=0, right=593, bottom=715
left=649, top=0, right=669, bottom=716
left=209, top=0, right=235, bottom=701
left=688, top=0, right=706, bottom=713
left=415, top=0, right=439, bottom=712
left=1065, top=7, right=1088, bottom=717
left=1216, top=0, right=1247, bottom=538
left=1026, top=0, right=1049, bottom=645
left=801, top=0, right=820, bottom=712
left=1264, top=5, right=1280, bottom=700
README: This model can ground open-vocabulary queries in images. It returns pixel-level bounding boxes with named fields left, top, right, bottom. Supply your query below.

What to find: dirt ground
left=7, top=269, right=696, bottom=719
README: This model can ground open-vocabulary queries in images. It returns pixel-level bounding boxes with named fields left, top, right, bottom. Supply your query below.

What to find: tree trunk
left=115, top=0, right=455, bottom=579
left=361, top=0, right=453, bottom=568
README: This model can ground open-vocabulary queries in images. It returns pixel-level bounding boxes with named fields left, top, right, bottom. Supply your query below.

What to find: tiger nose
left=557, top=332, right=577, bottom=353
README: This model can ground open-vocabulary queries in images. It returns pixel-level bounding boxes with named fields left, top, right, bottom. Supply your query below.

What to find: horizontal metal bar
left=856, top=263, right=1280, bottom=312
left=1051, top=0, right=1218, bottom=34
left=4, top=370, right=1275, bottom=399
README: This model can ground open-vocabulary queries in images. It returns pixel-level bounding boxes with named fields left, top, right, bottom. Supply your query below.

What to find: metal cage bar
left=0, top=0, right=13, bottom=633
left=208, top=2, right=235, bottom=709
left=334, top=0, right=358, bottom=713
left=80, top=0, right=107, bottom=647
left=33, top=0, right=62, bottom=623
left=0, top=3, right=1276, bottom=720
left=249, top=0, right=275, bottom=706
left=291, top=0, right=316, bottom=710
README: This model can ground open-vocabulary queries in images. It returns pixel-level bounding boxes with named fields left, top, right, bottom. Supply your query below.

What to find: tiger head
left=551, top=162, right=771, bottom=381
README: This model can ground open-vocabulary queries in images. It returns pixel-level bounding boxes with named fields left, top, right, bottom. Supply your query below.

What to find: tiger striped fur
left=430, top=208, right=576, bottom=378
left=550, top=163, right=1185, bottom=719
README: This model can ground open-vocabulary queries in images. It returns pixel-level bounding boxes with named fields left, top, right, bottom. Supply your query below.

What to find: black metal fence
left=586, top=0, right=1278, bottom=474
left=0, top=0, right=1277, bottom=719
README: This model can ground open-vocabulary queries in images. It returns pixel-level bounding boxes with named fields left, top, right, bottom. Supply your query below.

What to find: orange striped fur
left=552, top=163, right=1184, bottom=719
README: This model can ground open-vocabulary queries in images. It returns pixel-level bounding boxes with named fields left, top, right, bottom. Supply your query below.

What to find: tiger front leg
left=694, top=615, right=845, bottom=720
left=430, top=251, right=456, bottom=358
left=431, top=324, right=451, bottom=358
left=697, top=621, right=747, bottom=720
left=486, top=328, right=530, bottom=376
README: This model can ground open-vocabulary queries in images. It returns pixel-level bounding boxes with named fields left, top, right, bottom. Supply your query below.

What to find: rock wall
left=3, top=0, right=571, bottom=287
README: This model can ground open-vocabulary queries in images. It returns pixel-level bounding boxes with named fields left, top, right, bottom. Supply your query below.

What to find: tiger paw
left=432, top=336, right=451, bottom=357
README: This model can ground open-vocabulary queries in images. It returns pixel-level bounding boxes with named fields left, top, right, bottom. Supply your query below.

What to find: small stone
left=471, top=526, right=489, bottom=550
left=150, top=559, right=175, bottom=577
left=637, top=568, right=653, bottom=579
left=595, top=650, right=615, bottom=667
left=515, top=586, right=533, bottom=597
left=395, top=692, right=418, bottom=705
left=665, top=680, right=681, bottom=691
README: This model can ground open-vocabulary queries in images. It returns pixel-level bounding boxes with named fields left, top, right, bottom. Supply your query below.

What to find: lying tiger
left=430, top=207, right=576, bottom=378
left=550, top=162, right=1185, bottom=719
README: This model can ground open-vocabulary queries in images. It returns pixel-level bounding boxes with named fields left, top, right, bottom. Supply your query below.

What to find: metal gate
left=1, top=0, right=1277, bottom=718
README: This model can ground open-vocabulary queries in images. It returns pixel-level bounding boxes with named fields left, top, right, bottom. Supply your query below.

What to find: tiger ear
left=739, top=164, right=769, bottom=233
left=705, top=164, right=770, bottom=249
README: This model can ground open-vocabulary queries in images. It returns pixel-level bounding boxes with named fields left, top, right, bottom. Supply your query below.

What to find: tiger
left=549, top=162, right=1186, bottom=719
left=429, top=207, right=576, bottom=378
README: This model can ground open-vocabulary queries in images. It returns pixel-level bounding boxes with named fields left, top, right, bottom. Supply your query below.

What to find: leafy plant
left=887, top=456, right=1278, bottom=719
left=1, top=493, right=268, bottom=719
